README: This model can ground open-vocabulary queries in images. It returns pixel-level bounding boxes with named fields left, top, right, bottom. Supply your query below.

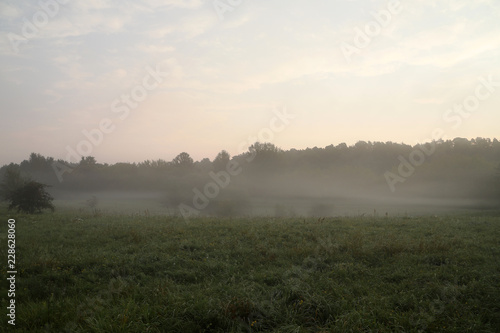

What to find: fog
left=4, top=138, right=496, bottom=218
left=50, top=189, right=490, bottom=218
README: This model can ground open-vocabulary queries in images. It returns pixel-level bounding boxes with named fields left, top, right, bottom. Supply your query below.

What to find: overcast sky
left=0, top=0, right=499, bottom=166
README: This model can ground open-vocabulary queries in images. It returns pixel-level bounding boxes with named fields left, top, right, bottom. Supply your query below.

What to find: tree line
left=1, top=137, right=499, bottom=214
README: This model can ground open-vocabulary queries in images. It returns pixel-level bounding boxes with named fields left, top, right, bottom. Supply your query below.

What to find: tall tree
left=213, top=150, right=230, bottom=171
left=172, top=152, right=194, bottom=168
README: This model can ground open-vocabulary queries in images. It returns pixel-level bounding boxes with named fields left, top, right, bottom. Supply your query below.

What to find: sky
left=0, top=0, right=499, bottom=166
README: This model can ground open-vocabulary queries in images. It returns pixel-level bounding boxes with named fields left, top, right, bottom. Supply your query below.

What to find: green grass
left=1, top=209, right=499, bottom=332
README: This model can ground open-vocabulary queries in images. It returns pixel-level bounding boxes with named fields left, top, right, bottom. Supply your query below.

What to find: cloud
left=136, top=43, right=175, bottom=54
left=142, top=0, right=206, bottom=10
left=0, top=0, right=499, bottom=165
left=0, top=2, right=21, bottom=19
left=413, top=98, right=446, bottom=105
left=144, top=12, right=217, bottom=40
left=43, top=89, right=63, bottom=103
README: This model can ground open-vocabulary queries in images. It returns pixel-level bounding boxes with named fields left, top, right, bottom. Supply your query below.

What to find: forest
left=1, top=137, right=499, bottom=217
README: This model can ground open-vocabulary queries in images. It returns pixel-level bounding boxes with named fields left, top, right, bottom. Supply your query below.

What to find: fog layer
left=2, top=138, right=499, bottom=216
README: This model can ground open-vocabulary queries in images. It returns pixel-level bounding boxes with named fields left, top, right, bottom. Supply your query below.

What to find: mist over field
left=1, top=1, right=500, bottom=218
left=2, top=138, right=499, bottom=217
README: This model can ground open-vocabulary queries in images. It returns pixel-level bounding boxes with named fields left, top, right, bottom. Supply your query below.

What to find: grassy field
left=1, top=209, right=499, bottom=332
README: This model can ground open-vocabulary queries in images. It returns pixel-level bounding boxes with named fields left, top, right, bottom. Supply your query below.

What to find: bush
left=7, top=181, right=55, bottom=214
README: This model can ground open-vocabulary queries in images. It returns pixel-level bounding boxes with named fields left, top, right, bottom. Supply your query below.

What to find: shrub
left=7, top=180, right=55, bottom=214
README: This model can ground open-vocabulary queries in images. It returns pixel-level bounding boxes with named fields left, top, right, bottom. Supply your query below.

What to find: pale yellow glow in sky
left=0, top=0, right=499, bottom=165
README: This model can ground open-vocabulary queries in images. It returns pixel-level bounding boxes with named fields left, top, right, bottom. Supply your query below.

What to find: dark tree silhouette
left=172, top=152, right=194, bottom=168
left=80, top=156, right=97, bottom=166
left=7, top=181, right=55, bottom=214
left=249, top=142, right=281, bottom=155
left=213, top=150, right=230, bottom=171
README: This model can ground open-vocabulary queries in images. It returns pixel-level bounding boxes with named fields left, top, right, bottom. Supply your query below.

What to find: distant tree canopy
left=1, top=166, right=54, bottom=214
left=172, top=152, right=194, bottom=168
left=250, top=142, right=282, bottom=157
left=80, top=156, right=97, bottom=167
left=213, top=150, right=230, bottom=171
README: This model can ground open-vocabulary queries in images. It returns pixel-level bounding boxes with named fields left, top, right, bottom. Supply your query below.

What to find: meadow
left=1, top=208, right=499, bottom=332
